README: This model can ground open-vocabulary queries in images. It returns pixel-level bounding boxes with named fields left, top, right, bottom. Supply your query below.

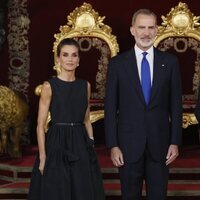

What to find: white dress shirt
left=134, top=45, right=154, bottom=85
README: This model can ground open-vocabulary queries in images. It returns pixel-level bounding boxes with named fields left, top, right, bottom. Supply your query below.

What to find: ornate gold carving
left=154, top=2, right=200, bottom=43
left=90, top=110, right=104, bottom=123
left=0, top=86, right=28, bottom=157
left=154, top=2, right=200, bottom=128
left=183, top=113, right=198, bottom=128
left=53, top=2, right=119, bottom=74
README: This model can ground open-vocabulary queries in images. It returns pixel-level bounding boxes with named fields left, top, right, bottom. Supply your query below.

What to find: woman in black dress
left=28, top=38, right=105, bottom=200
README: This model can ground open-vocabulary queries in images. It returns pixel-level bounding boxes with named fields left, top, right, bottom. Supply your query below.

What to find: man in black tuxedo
left=105, top=9, right=182, bottom=200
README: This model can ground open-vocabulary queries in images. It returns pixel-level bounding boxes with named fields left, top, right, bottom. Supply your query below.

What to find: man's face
left=130, top=14, right=157, bottom=51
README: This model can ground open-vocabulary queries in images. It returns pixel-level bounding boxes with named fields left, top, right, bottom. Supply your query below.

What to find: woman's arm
left=37, top=81, right=52, bottom=174
left=84, top=82, right=94, bottom=142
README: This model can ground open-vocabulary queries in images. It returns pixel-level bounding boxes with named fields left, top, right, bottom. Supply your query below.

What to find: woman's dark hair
left=57, top=38, right=80, bottom=57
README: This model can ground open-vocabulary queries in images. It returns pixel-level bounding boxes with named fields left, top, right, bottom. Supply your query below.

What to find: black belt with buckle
left=54, top=122, right=83, bottom=126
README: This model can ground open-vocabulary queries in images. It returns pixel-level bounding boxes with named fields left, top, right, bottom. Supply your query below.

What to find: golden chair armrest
left=182, top=113, right=198, bottom=129
left=90, top=110, right=104, bottom=124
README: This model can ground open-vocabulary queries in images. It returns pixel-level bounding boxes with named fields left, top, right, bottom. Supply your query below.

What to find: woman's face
left=57, top=45, right=79, bottom=72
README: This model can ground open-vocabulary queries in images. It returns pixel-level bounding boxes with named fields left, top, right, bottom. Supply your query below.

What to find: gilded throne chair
left=35, top=3, right=119, bottom=131
left=154, top=2, right=200, bottom=141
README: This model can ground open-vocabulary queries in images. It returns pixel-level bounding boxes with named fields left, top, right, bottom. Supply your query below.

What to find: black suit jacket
left=105, top=48, right=182, bottom=162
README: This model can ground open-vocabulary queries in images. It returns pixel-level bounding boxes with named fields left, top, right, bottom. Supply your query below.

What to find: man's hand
left=111, top=147, right=124, bottom=167
left=166, top=144, right=179, bottom=165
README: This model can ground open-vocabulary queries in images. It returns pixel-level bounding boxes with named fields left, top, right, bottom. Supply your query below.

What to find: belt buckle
left=70, top=122, right=74, bottom=126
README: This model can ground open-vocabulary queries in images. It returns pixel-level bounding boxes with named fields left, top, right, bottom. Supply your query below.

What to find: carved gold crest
left=53, top=2, right=119, bottom=74
left=154, top=2, right=200, bottom=45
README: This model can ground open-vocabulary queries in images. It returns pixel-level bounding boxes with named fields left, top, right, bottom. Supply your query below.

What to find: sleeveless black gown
left=28, top=77, right=105, bottom=200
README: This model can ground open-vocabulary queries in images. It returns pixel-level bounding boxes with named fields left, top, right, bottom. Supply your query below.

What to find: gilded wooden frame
left=154, top=2, right=200, bottom=128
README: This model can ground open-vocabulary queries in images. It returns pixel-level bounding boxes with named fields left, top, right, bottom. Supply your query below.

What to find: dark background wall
left=0, top=0, right=200, bottom=144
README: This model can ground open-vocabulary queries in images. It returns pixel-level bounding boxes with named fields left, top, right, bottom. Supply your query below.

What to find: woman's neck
left=58, top=71, right=75, bottom=82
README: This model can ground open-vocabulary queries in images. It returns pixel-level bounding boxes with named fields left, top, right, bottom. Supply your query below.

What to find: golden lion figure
left=0, top=85, right=28, bottom=157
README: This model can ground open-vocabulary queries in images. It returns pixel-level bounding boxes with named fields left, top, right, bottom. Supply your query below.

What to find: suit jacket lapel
left=124, top=49, right=146, bottom=104
left=150, top=48, right=163, bottom=104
